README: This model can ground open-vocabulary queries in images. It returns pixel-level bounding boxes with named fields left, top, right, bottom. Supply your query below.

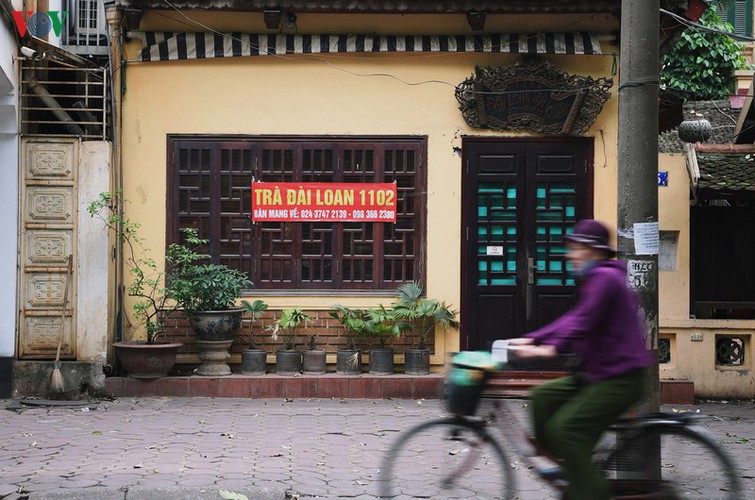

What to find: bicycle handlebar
left=490, top=339, right=582, bottom=372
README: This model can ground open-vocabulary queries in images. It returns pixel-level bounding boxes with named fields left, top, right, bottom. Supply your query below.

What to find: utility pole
left=617, top=0, right=660, bottom=414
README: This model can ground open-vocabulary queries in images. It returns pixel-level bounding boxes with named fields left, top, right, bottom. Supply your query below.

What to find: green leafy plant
left=89, top=192, right=254, bottom=343
left=329, top=305, right=368, bottom=350
left=391, top=281, right=459, bottom=350
left=364, top=305, right=411, bottom=348
left=240, top=299, right=268, bottom=349
left=267, top=308, right=312, bottom=350
left=167, top=229, right=252, bottom=312
left=661, top=7, right=750, bottom=100
left=88, top=192, right=183, bottom=343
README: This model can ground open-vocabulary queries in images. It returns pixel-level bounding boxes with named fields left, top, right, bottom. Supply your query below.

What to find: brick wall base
left=104, top=374, right=694, bottom=404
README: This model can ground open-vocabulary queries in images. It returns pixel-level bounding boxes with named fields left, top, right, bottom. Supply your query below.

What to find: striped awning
left=133, top=32, right=603, bottom=62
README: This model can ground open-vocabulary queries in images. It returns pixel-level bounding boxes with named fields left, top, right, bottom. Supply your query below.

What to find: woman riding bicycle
left=510, top=219, right=653, bottom=500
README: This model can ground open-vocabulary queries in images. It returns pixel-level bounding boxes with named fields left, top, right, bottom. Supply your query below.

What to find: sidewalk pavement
left=0, top=396, right=753, bottom=500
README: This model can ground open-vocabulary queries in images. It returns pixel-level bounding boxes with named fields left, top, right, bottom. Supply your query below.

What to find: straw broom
left=50, top=255, right=73, bottom=394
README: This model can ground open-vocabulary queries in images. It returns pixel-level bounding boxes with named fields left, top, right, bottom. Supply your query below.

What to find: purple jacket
left=524, top=260, right=653, bottom=383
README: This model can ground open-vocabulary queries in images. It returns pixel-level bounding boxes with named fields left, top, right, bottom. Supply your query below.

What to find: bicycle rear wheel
left=603, top=425, right=741, bottom=499
left=378, top=417, right=514, bottom=499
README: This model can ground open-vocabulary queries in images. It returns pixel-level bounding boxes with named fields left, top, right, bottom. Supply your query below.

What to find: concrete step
left=104, top=372, right=694, bottom=404
left=105, top=373, right=446, bottom=399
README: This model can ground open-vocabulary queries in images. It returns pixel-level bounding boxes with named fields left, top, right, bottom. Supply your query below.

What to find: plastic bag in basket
left=446, top=351, right=498, bottom=415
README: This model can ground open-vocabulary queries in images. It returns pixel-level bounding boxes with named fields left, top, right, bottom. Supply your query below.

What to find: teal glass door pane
left=477, top=181, right=517, bottom=286
left=535, top=181, right=576, bottom=286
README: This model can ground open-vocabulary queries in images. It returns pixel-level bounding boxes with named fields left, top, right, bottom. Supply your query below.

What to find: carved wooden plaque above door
left=18, top=137, right=78, bottom=359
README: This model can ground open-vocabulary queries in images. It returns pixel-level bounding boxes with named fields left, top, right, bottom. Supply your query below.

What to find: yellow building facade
left=102, top=3, right=752, bottom=398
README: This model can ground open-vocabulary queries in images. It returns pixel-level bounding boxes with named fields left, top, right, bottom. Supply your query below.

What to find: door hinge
left=466, top=159, right=469, bottom=175
left=466, top=227, right=469, bottom=242
left=584, top=159, right=588, bottom=174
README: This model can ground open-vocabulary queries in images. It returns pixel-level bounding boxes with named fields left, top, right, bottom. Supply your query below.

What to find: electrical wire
left=140, top=1, right=755, bottom=102
left=617, top=79, right=660, bottom=93
left=710, top=100, right=739, bottom=126
left=660, top=8, right=755, bottom=42
left=148, top=0, right=618, bottom=94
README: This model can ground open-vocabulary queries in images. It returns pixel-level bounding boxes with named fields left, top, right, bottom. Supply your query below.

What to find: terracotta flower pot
left=114, top=341, right=181, bottom=379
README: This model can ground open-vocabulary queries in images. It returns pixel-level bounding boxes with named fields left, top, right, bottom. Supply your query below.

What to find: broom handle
left=54, top=255, right=73, bottom=363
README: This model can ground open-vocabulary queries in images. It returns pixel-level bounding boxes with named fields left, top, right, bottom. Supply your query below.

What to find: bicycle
left=378, top=348, right=742, bottom=499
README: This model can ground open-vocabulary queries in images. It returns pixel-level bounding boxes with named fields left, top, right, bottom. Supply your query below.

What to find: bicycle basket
left=445, top=351, right=497, bottom=416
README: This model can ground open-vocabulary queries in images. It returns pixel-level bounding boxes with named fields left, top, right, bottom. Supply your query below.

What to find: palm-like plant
left=364, top=305, right=411, bottom=348
left=329, top=305, right=368, bottom=350
left=267, top=308, right=312, bottom=351
left=392, top=281, right=459, bottom=350
left=240, top=299, right=268, bottom=349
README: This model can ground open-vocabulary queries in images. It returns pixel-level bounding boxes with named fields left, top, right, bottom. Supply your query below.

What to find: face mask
left=568, top=258, right=599, bottom=279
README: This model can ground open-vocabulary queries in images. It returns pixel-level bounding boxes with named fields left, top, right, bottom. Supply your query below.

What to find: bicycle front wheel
left=604, top=425, right=741, bottom=499
left=378, top=417, right=514, bottom=499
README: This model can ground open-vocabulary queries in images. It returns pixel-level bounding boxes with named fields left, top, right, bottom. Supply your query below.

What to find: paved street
left=0, top=396, right=753, bottom=499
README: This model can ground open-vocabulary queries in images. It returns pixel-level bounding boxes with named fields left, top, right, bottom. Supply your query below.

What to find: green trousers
left=531, top=369, right=647, bottom=500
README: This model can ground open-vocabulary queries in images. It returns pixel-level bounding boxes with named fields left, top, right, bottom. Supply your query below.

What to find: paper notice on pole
left=633, top=222, right=659, bottom=255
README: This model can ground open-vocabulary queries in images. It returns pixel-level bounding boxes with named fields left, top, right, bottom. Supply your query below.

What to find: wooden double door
left=461, top=139, right=593, bottom=351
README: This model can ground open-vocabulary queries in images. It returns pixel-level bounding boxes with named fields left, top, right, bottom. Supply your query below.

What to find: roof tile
left=697, top=153, right=755, bottom=193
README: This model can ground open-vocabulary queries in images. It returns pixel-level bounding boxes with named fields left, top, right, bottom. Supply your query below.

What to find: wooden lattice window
left=167, top=137, right=426, bottom=290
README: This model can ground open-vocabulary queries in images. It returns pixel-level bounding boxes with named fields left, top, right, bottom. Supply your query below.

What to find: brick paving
left=0, top=397, right=752, bottom=499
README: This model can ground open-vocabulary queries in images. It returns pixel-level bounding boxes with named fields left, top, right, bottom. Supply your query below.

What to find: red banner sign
left=251, top=182, right=397, bottom=222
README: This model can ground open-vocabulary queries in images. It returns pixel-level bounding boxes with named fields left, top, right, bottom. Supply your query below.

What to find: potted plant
left=88, top=192, right=182, bottom=379
left=392, top=281, right=460, bottom=375
left=267, top=308, right=312, bottom=374
left=302, top=333, right=326, bottom=374
left=364, top=305, right=410, bottom=375
left=329, top=305, right=366, bottom=374
left=240, top=299, right=268, bottom=375
left=168, top=228, right=252, bottom=376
